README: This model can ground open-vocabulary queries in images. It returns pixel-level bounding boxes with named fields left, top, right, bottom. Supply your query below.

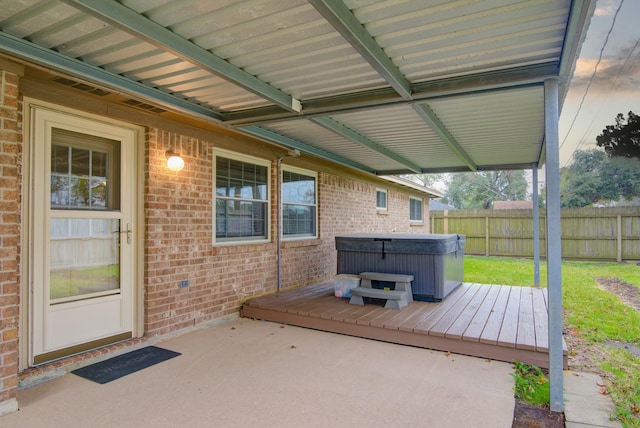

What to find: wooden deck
left=241, top=282, right=567, bottom=369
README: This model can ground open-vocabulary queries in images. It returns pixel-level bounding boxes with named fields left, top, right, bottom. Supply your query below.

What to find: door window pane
left=50, top=129, right=119, bottom=210
left=50, top=218, right=120, bottom=301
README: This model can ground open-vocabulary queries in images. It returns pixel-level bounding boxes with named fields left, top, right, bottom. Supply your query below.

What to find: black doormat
left=71, top=346, right=181, bottom=384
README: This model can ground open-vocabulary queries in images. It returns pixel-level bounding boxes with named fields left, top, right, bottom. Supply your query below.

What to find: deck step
left=351, top=287, right=406, bottom=300
left=352, top=272, right=415, bottom=309
left=359, top=272, right=414, bottom=283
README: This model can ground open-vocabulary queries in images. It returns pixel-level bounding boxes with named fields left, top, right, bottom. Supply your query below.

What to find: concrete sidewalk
left=564, top=371, right=621, bottom=428
left=2, top=319, right=515, bottom=428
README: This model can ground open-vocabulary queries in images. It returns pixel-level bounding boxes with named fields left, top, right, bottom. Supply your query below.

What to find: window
left=282, top=166, right=317, bottom=239
left=410, top=197, right=423, bottom=221
left=214, top=150, right=270, bottom=244
left=50, top=129, right=120, bottom=210
left=376, top=189, right=387, bottom=210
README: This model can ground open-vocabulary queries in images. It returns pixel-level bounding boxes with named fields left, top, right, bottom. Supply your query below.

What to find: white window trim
left=281, top=165, right=318, bottom=241
left=213, top=148, right=271, bottom=246
left=376, top=188, right=388, bottom=211
left=410, top=196, right=424, bottom=222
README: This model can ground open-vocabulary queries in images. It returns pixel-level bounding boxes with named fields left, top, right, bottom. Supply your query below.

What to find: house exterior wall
left=0, top=61, right=22, bottom=415
left=0, top=62, right=431, bottom=412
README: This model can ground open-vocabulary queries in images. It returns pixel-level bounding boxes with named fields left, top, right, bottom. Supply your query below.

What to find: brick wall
left=0, top=65, right=22, bottom=413
left=145, top=129, right=279, bottom=337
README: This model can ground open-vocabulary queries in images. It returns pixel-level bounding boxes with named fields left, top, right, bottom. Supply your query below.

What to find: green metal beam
left=308, top=0, right=412, bottom=100
left=311, top=117, right=421, bottom=173
left=0, top=31, right=223, bottom=123
left=412, top=103, right=477, bottom=172
left=224, top=63, right=558, bottom=127
left=239, top=125, right=376, bottom=174
left=62, top=0, right=301, bottom=113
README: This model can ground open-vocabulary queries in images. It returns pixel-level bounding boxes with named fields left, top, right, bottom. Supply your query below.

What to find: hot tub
left=335, top=233, right=465, bottom=302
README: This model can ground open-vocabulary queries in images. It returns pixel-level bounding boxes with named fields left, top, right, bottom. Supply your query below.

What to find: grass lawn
left=50, top=264, right=119, bottom=299
left=464, top=256, right=640, bottom=427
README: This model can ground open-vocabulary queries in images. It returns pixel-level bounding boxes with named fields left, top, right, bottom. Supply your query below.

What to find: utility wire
left=560, top=0, right=625, bottom=165
left=572, top=28, right=640, bottom=158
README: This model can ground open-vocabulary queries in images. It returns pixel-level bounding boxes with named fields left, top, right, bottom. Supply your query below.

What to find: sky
left=559, top=0, right=640, bottom=167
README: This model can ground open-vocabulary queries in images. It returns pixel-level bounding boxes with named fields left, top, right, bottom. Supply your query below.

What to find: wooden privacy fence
left=430, top=206, right=640, bottom=261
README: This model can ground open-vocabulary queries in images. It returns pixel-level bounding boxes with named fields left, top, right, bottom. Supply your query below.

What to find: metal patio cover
left=0, top=0, right=594, bottom=175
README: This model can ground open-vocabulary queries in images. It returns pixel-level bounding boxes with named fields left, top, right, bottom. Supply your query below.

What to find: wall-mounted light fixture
left=166, top=150, right=185, bottom=172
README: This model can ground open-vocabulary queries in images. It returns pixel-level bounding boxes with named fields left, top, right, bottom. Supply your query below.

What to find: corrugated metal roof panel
left=170, top=0, right=387, bottom=100
left=263, top=120, right=411, bottom=172
left=353, top=0, right=571, bottom=83
left=428, top=86, right=545, bottom=166
left=329, top=105, right=464, bottom=169
left=1, top=0, right=275, bottom=112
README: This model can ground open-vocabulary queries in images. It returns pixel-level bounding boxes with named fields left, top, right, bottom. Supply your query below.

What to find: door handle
left=118, top=223, right=132, bottom=244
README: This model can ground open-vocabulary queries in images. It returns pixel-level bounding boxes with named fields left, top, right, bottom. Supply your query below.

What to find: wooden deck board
left=241, top=282, right=567, bottom=369
left=412, top=283, right=473, bottom=334
left=354, top=306, right=390, bottom=325
left=497, top=286, right=521, bottom=348
left=371, top=302, right=424, bottom=330
left=516, top=288, right=537, bottom=351
left=430, top=283, right=483, bottom=338
left=479, top=285, right=511, bottom=345
left=462, top=285, right=502, bottom=342
left=533, top=288, right=549, bottom=351
left=445, top=284, right=492, bottom=340
left=329, top=299, right=365, bottom=321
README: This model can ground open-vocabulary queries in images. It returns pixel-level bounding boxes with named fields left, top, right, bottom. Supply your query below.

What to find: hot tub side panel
left=442, top=249, right=464, bottom=300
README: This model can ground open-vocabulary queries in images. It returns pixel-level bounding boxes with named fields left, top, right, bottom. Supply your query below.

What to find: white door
left=30, top=107, right=136, bottom=365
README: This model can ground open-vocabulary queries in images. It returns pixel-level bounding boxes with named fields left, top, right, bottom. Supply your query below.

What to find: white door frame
left=20, top=99, right=144, bottom=370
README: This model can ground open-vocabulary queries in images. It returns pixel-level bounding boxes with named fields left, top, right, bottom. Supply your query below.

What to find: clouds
left=569, top=40, right=640, bottom=92
left=594, top=0, right=619, bottom=17
left=559, top=0, right=640, bottom=165
left=568, top=0, right=640, bottom=92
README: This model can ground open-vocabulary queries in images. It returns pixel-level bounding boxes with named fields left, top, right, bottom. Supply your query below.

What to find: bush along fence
left=430, top=206, right=640, bottom=262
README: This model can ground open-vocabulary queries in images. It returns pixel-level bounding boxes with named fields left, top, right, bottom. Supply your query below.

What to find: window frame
left=50, top=130, right=119, bottom=211
left=409, top=196, right=424, bottom=222
left=213, top=148, right=271, bottom=246
left=281, top=165, right=318, bottom=241
left=376, top=188, right=387, bottom=211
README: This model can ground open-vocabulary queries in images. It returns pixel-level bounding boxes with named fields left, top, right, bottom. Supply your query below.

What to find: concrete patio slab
left=2, top=319, right=515, bottom=428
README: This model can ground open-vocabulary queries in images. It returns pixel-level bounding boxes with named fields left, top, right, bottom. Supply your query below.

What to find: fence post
left=533, top=164, right=540, bottom=287
left=485, top=215, right=489, bottom=256
left=443, top=210, right=448, bottom=234
left=617, top=214, right=622, bottom=263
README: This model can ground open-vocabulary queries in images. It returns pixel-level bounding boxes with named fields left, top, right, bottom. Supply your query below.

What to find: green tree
left=399, top=173, right=444, bottom=189
left=442, top=170, right=527, bottom=209
left=560, top=149, right=640, bottom=207
left=595, top=111, right=640, bottom=159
